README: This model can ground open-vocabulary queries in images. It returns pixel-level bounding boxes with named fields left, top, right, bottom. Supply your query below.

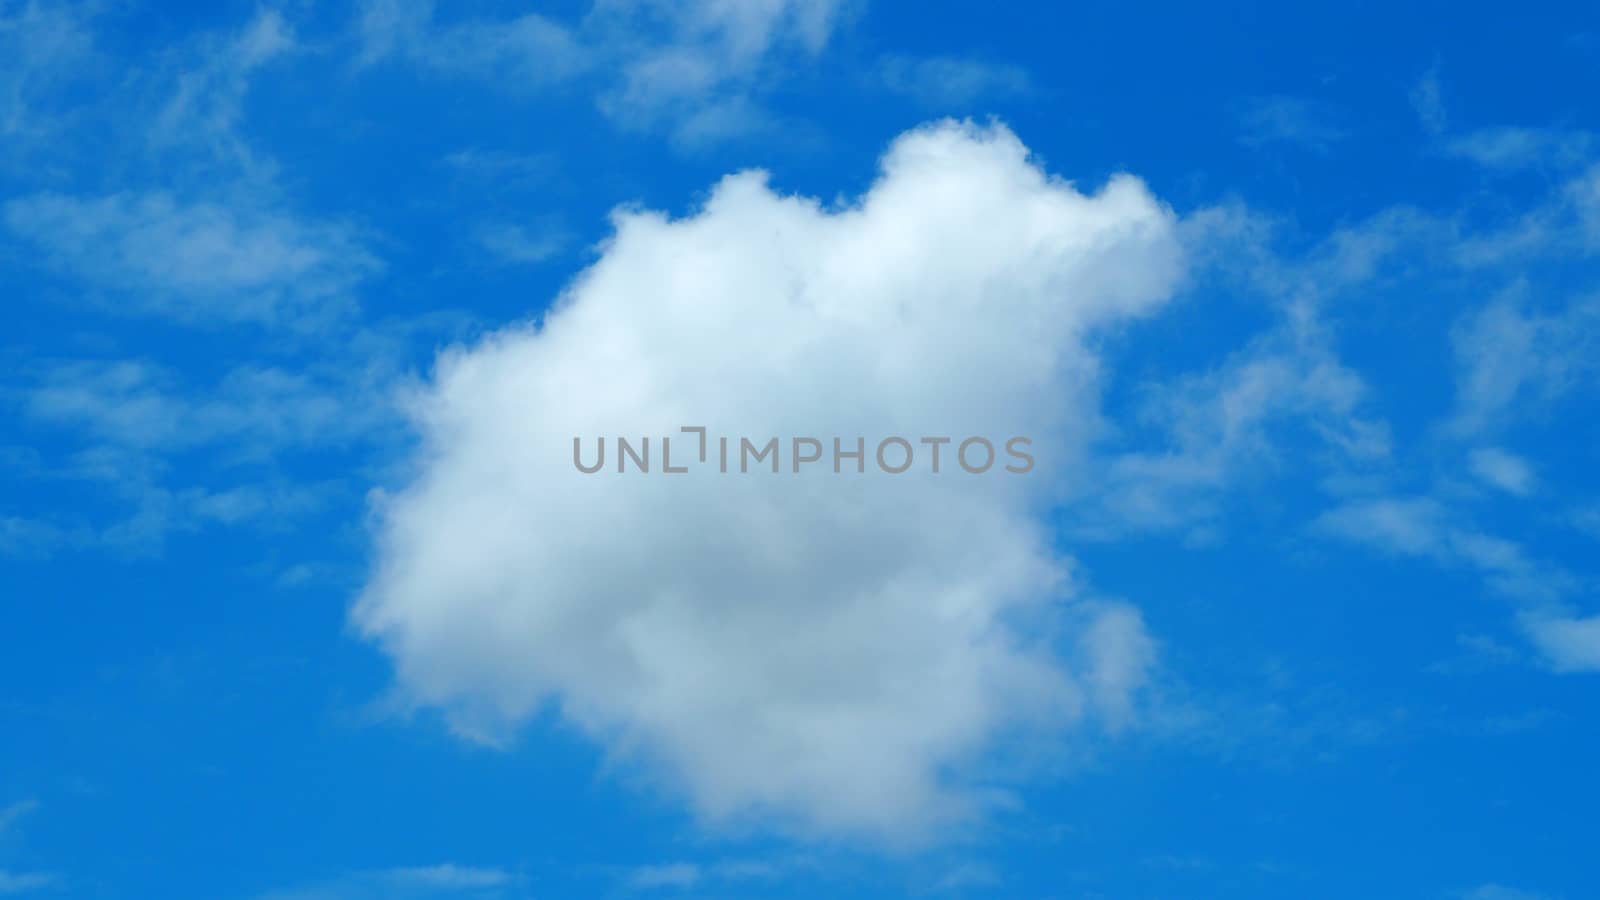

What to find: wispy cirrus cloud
left=441, top=148, right=556, bottom=187
left=1237, top=96, right=1346, bottom=152
left=1410, top=64, right=1447, bottom=134
left=0, top=799, right=57, bottom=896
left=0, top=0, right=95, bottom=142
left=1522, top=613, right=1600, bottom=673
left=1076, top=140, right=1600, bottom=675
left=355, top=0, right=854, bottom=146
left=1445, top=292, right=1600, bottom=438
left=4, top=191, right=378, bottom=325
left=356, top=0, right=588, bottom=85
left=1069, top=202, right=1397, bottom=541
left=472, top=221, right=567, bottom=266
left=1445, top=125, right=1595, bottom=172
left=0, top=869, right=58, bottom=895
left=257, top=863, right=520, bottom=900
left=2, top=9, right=385, bottom=329
left=1312, top=495, right=1596, bottom=669
left=146, top=7, right=296, bottom=177
left=1467, top=447, right=1537, bottom=496
left=0, top=335, right=428, bottom=558
left=0, top=800, right=37, bottom=835
left=876, top=54, right=1031, bottom=108
left=1088, top=312, right=1387, bottom=538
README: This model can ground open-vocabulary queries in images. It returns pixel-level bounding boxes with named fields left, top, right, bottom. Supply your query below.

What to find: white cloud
left=1523, top=614, right=1600, bottom=673
left=19, top=359, right=389, bottom=453
left=932, top=861, right=1001, bottom=891
left=595, top=0, right=848, bottom=70
left=1467, top=447, right=1536, bottom=496
left=0, top=0, right=94, bottom=143
left=1447, top=293, right=1600, bottom=436
left=1089, top=305, right=1388, bottom=537
left=257, top=864, right=518, bottom=900
left=1216, top=155, right=1597, bottom=280
left=1314, top=497, right=1449, bottom=558
left=358, top=0, right=588, bottom=85
left=0, top=870, right=58, bottom=895
left=0, top=516, right=74, bottom=558
left=593, top=0, right=850, bottom=142
left=1445, top=126, right=1594, bottom=171
left=0, top=9, right=404, bottom=332
left=877, top=55, right=1031, bottom=108
left=0, top=800, right=55, bottom=896
left=149, top=8, right=296, bottom=172
left=1453, top=165, right=1600, bottom=266
left=625, top=856, right=788, bottom=891
left=355, top=121, right=1184, bottom=843
left=1410, top=66, right=1447, bottom=135
left=4, top=351, right=414, bottom=555
left=442, top=149, right=555, bottom=186
left=383, top=866, right=514, bottom=891
left=356, top=0, right=853, bottom=145
left=3, top=191, right=377, bottom=324
left=1066, top=200, right=1443, bottom=542
left=0, top=800, right=37, bottom=834
left=1411, top=72, right=1595, bottom=172
left=474, top=222, right=566, bottom=265
left=628, top=863, right=701, bottom=889
left=0, top=472, right=336, bottom=558
left=1313, top=497, right=1572, bottom=603
left=1237, top=96, right=1346, bottom=153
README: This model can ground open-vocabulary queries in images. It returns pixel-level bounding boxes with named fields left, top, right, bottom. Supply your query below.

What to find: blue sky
left=3, top=1, right=1600, bottom=898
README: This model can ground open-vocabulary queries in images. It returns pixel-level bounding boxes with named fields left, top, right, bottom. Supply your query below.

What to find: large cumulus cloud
left=354, top=121, right=1186, bottom=842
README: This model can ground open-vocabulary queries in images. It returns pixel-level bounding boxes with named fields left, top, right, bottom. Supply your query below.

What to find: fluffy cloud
left=355, top=121, right=1184, bottom=842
